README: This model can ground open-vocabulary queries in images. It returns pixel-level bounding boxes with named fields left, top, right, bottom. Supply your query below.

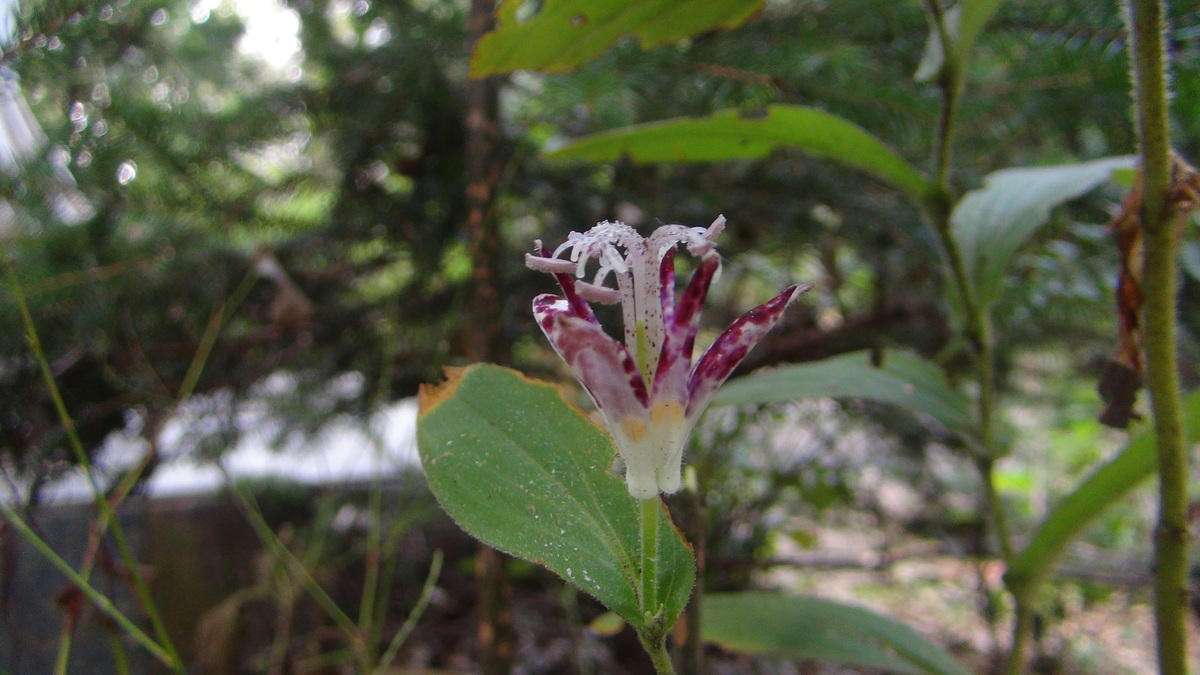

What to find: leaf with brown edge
left=416, top=364, right=695, bottom=630
left=418, top=366, right=469, bottom=417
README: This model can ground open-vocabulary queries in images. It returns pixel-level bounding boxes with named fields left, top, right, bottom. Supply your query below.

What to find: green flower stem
left=639, top=496, right=660, bottom=619
left=1125, top=0, right=1189, bottom=672
left=637, top=497, right=677, bottom=674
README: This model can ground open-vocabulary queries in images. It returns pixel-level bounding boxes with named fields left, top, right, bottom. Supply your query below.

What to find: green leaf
left=416, top=364, right=695, bottom=628
left=704, top=592, right=973, bottom=675
left=470, top=0, right=764, bottom=76
left=545, top=104, right=933, bottom=203
left=915, top=0, right=1005, bottom=82
left=1005, top=389, right=1200, bottom=596
left=950, top=156, right=1135, bottom=308
left=713, top=349, right=972, bottom=433
left=955, top=0, right=1005, bottom=65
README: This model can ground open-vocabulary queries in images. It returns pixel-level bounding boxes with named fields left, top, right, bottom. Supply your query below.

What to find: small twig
left=373, top=549, right=443, bottom=674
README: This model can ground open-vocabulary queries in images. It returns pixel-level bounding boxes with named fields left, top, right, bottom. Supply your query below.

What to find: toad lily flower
left=526, top=216, right=811, bottom=500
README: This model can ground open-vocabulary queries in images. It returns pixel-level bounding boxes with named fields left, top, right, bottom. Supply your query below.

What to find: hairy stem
left=675, top=486, right=706, bottom=675
left=638, top=498, right=676, bottom=673
left=639, top=632, right=677, bottom=675
left=1125, top=0, right=1188, bottom=672
left=640, top=497, right=661, bottom=618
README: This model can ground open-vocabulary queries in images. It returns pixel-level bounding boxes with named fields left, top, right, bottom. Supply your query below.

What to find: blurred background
left=0, top=0, right=1198, bottom=672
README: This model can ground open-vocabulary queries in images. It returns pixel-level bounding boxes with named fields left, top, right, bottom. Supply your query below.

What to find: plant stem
left=373, top=550, right=444, bottom=675
left=639, top=497, right=661, bottom=618
left=1006, top=597, right=1035, bottom=675
left=920, top=0, right=1012, bottom=563
left=675, top=485, right=706, bottom=675
left=639, top=633, right=677, bottom=675
left=0, top=502, right=176, bottom=668
left=1, top=253, right=183, bottom=672
left=357, top=468, right=385, bottom=665
left=230, top=484, right=364, bottom=657
left=637, top=498, right=676, bottom=674
left=924, top=0, right=961, bottom=191
left=1124, top=0, right=1188, bottom=672
left=918, top=4, right=1024, bottom=668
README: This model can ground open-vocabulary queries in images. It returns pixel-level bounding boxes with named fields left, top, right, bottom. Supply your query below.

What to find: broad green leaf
left=470, top=0, right=764, bottom=76
left=951, top=156, right=1135, bottom=308
left=713, top=349, right=972, bottom=433
left=417, top=364, right=694, bottom=628
left=1005, top=389, right=1200, bottom=596
left=546, top=104, right=933, bottom=203
left=915, top=0, right=1005, bottom=82
left=704, top=592, right=973, bottom=675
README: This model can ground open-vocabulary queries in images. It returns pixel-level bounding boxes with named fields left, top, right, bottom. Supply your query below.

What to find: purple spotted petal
left=653, top=251, right=720, bottom=404
left=630, top=239, right=666, bottom=379
left=685, top=283, right=812, bottom=418
left=533, top=297, right=649, bottom=420
left=658, top=247, right=676, bottom=327
left=671, top=252, right=720, bottom=366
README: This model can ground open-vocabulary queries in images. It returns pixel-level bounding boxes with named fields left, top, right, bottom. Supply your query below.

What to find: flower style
left=526, top=216, right=811, bottom=500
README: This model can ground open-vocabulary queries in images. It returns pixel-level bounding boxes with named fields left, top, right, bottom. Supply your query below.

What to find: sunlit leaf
left=951, top=156, right=1135, bottom=308
left=713, top=349, right=972, bottom=433
left=704, top=592, right=973, bottom=675
left=1005, top=389, right=1200, bottom=595
left=417, top=364, right=695, bottom=628
left=470, top=0, right=764, bottom=76
left=546, top=105, right=933, bottom=203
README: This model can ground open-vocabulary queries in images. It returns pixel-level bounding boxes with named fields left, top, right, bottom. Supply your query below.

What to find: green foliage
left=546, top=104, right=934, bottom=203
left=3, top=0, right=1198, bottom=667
left=1, top=0, right=481, bottom=475
left=703, top=592, right=973, bottom=675
left=915, top=0, right=1006, bottom=82
left=714, top=349, right=973, bottom=433
left=471, top=0, right=764, bottom=76
left=416, top=364, right=695, bottom=629
left=1006, top=389, right=1200, bottom=596
left=951, top=156, right=1136, bottom=308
